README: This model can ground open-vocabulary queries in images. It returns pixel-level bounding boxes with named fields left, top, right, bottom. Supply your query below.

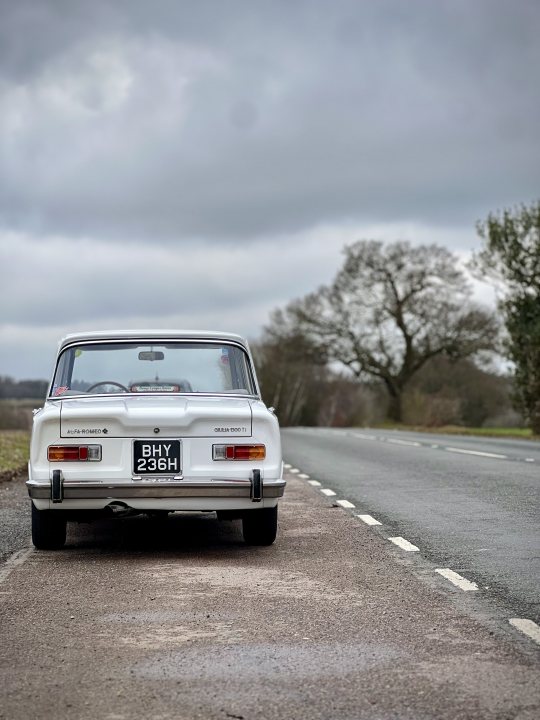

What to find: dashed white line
left=307, top=480, right=322, bottom=487
left=289, top=468, right=300, bottom=474
left=387, top=439, right=421, bottom=447
left=320, top=488, right=336, bottom=497
left=388, top=537, right=419, bottom=552
left=445, top=447, right=508, bottom=459
left=0, top=546, right=34, bottom=585
left=435, top=568, right=478, bottom=591
left=509, top=618, right=540, bottom=645
left=298, top=473, right=310, bottom=479
left=336, top=499, right=355, bottom=509
left=283, top=463, right=292, bottom=469
left=296, top=427, right=535, bottom=463
left=356, top=514, right=382, bottom=526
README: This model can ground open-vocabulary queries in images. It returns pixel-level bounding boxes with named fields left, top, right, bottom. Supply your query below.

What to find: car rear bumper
left=26, top=478, right=286, bottom=500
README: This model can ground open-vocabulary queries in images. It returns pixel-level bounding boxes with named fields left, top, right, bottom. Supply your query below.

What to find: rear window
left=50, top=342, right=257, bottom=397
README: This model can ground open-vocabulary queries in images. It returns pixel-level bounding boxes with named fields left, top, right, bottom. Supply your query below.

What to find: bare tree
left=277, top=240, right=498, bottom=422
left=251, top=332, right=328, bottom=426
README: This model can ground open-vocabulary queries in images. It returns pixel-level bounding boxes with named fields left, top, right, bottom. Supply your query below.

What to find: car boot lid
left=59, top=395, right=253, bottom=438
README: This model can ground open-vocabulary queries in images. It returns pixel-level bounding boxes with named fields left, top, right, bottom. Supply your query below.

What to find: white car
left=27, top=331, right=285, bottom=549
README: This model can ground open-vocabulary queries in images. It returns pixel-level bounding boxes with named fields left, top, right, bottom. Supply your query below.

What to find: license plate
left=133, top=440, right=181, bottom=476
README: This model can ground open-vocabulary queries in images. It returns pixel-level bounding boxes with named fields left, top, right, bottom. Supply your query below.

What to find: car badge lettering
left=66, top=428, right=103, bottom=435
left=214, top=427, right=248, bottom=433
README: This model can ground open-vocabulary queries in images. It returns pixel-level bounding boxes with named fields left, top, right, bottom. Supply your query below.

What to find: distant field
left=0, top=399, right=40, bottom=480
left=0, top=430, right=30, bottom=479
left=0, top=399, right=43, bottom=431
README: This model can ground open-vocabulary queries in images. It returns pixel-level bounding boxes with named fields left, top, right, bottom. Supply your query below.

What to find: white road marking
left=336, top=499, right=355, bottom=509
left=283, top=463, right=292, bottom=469
left=0, top=546, right=34, bottom=585
left=289, top=468, right=300, bottom=474
left=509, top=618, right=540, bottom=646
left=320, top=488, right=336, bottom=497
left=387, top=439, right=421, bottom=447
left=298, top=473, right=310, bottom=479
left=299, top=428, right=534, bottom=463
left=435, top=568, right=478, bottom=591
left=308, top=480, right=322, bottom=487
left=388, top=536, right=419, bottom=552
left=356, top=514, right=382, bottom=526
left=445, top=447, right=507, bottom=459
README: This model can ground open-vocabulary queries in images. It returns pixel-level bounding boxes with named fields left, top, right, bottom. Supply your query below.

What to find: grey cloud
left=0, top=220, right=491, bottom=379
left=1, top=0, right=538, bottom=378
left=0, top=0, right=539, bottom=243
left=1, top=231, right=344, bottom=327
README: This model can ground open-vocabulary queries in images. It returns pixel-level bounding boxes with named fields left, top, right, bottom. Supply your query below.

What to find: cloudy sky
left=1, top=0, right=539, bottom=379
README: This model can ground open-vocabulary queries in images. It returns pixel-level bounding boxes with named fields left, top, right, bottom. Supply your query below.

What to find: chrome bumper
left=26, top=479, right=286, bottom=500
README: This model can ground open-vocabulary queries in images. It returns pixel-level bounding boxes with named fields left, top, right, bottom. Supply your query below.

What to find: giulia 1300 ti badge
left=27, top=330, right=285, bottom=549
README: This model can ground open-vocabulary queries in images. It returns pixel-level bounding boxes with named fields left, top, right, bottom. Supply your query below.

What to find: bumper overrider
left=27, top=470, right=286, bottom=504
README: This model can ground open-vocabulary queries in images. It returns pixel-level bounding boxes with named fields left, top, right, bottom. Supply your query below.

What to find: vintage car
left=27, top=330, right=285, bottom=549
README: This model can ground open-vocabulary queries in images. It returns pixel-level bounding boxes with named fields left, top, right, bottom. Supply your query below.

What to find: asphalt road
left=281, top=428, right=540, bottom=624
left=0, top=479, right=30, bottom=564
left=1, top=471, right=540, bottom=719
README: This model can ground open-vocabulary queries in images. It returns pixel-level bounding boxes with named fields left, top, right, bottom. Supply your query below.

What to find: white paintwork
left=58, top=329, right=248, bottom=349
left=320, top=488, right=336, bottom=497
left=387, top=439, right=421, bottom=447
left=307, top=480, right=321, bottom=487
left=444, top=447, right=507, bottom=459
left=509, top=618, right=540, bottom=645
left=355, top=514, right=382, bottom=526
left=59, top=396, right=255, bottom=439
left=336, top=499, right=355, bottom=509
left=28, top=331, right=283, bottom=514
left=435, top=568, right=478, bottom=591
left=388, top=536, right=419, bottom=552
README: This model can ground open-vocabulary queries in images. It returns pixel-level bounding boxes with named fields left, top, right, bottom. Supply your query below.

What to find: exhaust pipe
left=105, top=501, right=133, bottom=517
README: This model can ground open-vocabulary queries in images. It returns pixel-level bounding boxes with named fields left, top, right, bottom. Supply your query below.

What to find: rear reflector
left=48, top=445, right=102, bottom=462
left=213, top=444, right=266, bottom=461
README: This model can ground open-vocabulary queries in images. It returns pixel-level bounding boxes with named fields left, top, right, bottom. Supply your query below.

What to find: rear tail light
left=213, top=444, right=266, bottom=461
left=48, top=445, right=102, bottom=462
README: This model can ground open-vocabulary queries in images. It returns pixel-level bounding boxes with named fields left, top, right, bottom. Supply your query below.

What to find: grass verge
left=0, top=431, right=30, bottom=482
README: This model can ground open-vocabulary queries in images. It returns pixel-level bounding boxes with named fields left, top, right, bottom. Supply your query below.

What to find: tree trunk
left=386, top=390, right=403, bottom=423
left=531, top=401, right=540, bottom=436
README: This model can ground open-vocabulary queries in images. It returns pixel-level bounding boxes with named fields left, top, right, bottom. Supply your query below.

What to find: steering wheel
left=86, top=381, right=129, bottom=393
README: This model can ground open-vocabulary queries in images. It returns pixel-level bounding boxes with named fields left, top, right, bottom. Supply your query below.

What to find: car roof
left=58, top=330, right=250, bottom=352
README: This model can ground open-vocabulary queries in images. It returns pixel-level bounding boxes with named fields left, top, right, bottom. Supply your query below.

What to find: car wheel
left=242, top=505, right=278, bottom=546
left=31, top=503, right=67, bottom=550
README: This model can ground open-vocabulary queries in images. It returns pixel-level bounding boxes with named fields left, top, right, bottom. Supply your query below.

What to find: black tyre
left=31, top=503, right=67, bottom=550
left=242, top=505, right=278, bottom=546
